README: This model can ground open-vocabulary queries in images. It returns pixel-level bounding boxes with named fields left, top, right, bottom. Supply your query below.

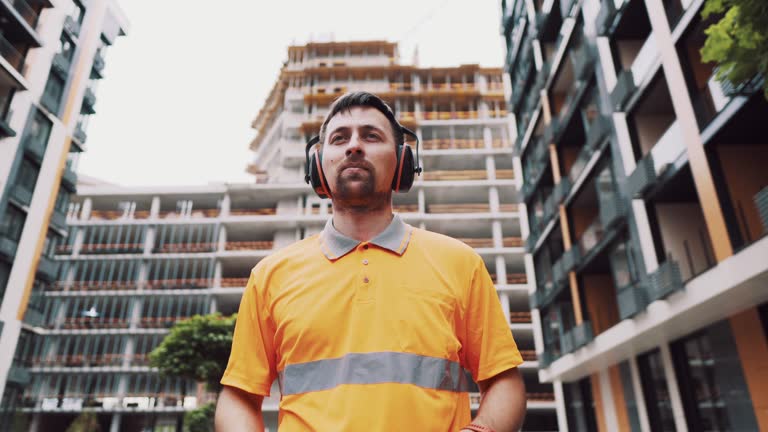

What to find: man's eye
left=366, top=133, right=381, bottom=140
left=331, top=135, right=344, bottom=143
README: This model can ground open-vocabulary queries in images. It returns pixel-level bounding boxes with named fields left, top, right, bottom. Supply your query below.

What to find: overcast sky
left=78, top=0, right=506, bottom=186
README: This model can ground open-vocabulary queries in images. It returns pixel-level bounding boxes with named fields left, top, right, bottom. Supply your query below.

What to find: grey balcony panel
left=543, top=118, right=559, bottom=145
left=596, top=0, right=618, bottom=36
left=562, top=247, right=581, bottom=273
left=51, top=52, right=71, bottom=79
left=541, top=193, right=557, bottom=229
left=571, top=321, right=594, bottom=348
left=7, top=365, right=30, bottom=386
left=62, top=165, right=77, bottom=191
left=529, top=289, right=543, bottom=310
left=0, top=236, right=19, bottom=261
left=63, top=15, right=80, bottom=37
left=560, top=330, right=575, bottom=354
left=599, top=196, right=626, bottom=229
left=617, top=283, right=648, bottom=320
left=91, top=52, right=105, bottom=78
left=647, top=260, right=683, bottom=302
left=585, top=116, right=611, bottom=151
left=573, top=45, right=596, bottom=82
left=628, top=155, right=657, bottom=198
left=81, top=87, right=96, bottom=114
left=553, top=177, right=572, bottom=204
left=525, top=230, right=539, bottom=253
left=50, top=208, right=67, bottom=230
left=23, top=308, right=44, bottom=327
left=36, top=256, right=59, bottom=281
left=9, top=184, right=32, bottom=206
left=40, top=88, right=60, bottom=114
left=755, top=186, right=768, bottom=233
left=539, top=350, right=554, bottom=368
left=611, top=70, right=635, bottom=111
left=73, top=125, right=87, bottom=147
left=553, top=258, right=567, bottom=285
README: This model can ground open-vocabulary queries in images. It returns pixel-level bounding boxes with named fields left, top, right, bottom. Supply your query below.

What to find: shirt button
left=362, top=259, right=369, bottom=265
left=363, top=277, right=369, bottom=283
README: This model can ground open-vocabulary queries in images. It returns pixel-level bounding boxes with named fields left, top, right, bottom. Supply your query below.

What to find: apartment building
left=10, top=40, right=561, bottom=431
left=0, top=0, right=127, bottom=430
left=501, top=0, right=768, bottom=430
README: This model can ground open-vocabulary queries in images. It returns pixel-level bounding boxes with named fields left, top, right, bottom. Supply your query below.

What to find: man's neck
left=331, top=203, right=394, bottom=242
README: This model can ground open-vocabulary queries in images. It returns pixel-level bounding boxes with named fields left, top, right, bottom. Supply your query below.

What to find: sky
left=78, top=0, right=507, bottom=186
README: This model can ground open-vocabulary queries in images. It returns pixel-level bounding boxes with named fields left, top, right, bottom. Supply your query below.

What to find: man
left=216, top=92, right=526, bottom=431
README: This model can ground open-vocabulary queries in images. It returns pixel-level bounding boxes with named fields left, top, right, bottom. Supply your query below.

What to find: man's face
left=321, top=106, right=397, bottom=207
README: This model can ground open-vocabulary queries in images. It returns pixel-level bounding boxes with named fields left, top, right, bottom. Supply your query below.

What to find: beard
left=334, top=168, right=391, bottom=212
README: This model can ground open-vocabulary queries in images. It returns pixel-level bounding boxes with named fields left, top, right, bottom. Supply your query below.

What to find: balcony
left=51, top=52, right=71, bottom=79
left=561, top=246, right=581, bottom=273
left=571, top=321, right=594, bottom=348
left=155, top=243, right=217, bottom=253
left=528, top=288, right=546, bottom=310
left=80, top=243, right=144, bottom=255
left=6, top=365, right=30, bottom=386
left=0, top=32, right=25, bottom=75
left=73, top=122, right=87, bottom=145
left=220, top=277, right=249, bottom=288
left=224, top=241, right=274, bottom=251
left=610, top=69, right=635, bottom=111
left=9, top=183, right=32, bottom=206
left=553, top=177, right=571, bottom=204
left=509, top=311, right=532, bottom=323
left=572, top=44, right=596, bottom=82
left=36, top=256, right=59, bottom=281
left=61, top=162, right=77, bottom=191
left=560, top=330, right=575, bottom=354
left=63, top=15, right=80, bottom=37
left=617, top=282, right=647, bottom=320
left=538, top=350, right=555, bottom=368
left=646, top=260, right=683, bottom=302
left=0, top=235, right=19, bottom=260
left=627, top=121, right=684, bottom=197
left=50, top=208, right=67, bottom=231
left=91, top=51, right=105, bottom=78
left=144, top=278, right=212, bottom=290
left=81, top=87, right=96, bottom=114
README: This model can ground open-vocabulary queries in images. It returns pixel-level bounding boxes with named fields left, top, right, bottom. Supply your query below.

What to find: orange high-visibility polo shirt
left=221, top=215, right=523, bottom=431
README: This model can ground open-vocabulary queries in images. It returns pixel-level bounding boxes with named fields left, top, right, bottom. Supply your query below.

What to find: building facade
left=14, top=41, right=561, bottom=431
left=501, top=0, right=768, bottom=430
left=0, top=0, right=127, bottom=430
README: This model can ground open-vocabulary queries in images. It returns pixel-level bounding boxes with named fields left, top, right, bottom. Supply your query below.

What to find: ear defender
left=304, top=126, right=423, bottom=199
left=304, top=136, right=332, bottom=199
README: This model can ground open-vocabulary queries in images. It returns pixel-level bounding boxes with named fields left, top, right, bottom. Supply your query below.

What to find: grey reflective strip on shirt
left=278, top=351, right=469, bottom=395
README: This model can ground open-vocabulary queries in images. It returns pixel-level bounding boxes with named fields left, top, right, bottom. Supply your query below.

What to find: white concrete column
left=488, top=186, right=500, bottom=213
left=553, top=380, right=570, bottom=432
left=214, top=261, right=222, bottom=288
left=150, top=196, right=160, bottom=218
left=632, top=199, right=659, bottom=273
left=483, top=126, right=493, bottom=149
left=417, top=189, right=426, bottom=214
left=629, top=356, right=652, bottom=432
left=486, top=155, right=496, bottom=180
left=81, top=197, right=93, bottom=220
left=499, top=293, right=511, bottom=321
left=109, top=414, right=121, bottom=432
left=495, top=255, right=507, bottom=286
left=217, top=226, right=227, bottom=252
left=219, top=193, right=231, bottom=217
left=660, top=343, right=689, bottom=432
left=492, top=221, right=504, bottom=249
left=598, top=368, right=620, bottom=431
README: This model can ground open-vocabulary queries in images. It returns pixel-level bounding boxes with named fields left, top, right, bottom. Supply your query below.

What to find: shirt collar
left=319, top=214, right=413, bottom=261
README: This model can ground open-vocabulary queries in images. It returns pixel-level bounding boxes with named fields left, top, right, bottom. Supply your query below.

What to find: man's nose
left=345, top=133, right=364, bottom=157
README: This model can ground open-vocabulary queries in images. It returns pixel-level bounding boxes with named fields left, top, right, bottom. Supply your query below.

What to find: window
left=15, top=158, right=40, bottom=192
left=672, top=320, right=759, bottom=431
left=41, top=73, right=65, bottom=114
left=637, top=348, right=677, bottom=431
left=21, top=109, right=53, bottom=153
left=58, top=33, right=76, bottom=61
left=0, top=261, right=11, bottom=304
left=619, top=361, right=643, bottom=432
left=564, top=378, right=598, bottom=432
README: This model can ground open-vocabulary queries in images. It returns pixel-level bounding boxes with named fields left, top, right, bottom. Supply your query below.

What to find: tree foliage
left=149, top=313, right=236, bottom=391
left=184, top=402, right=216, bottom=432
left=700, top=0, right=768, bottom=99
left=65, top=411, right=101, bottom=432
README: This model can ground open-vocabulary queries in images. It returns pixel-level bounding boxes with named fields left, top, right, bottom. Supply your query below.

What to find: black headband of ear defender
left=303, top=126, right=423, bottom=197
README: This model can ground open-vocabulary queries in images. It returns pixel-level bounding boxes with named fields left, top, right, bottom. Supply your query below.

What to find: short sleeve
left=220, top=266, right=277, bottom=396
left=459, top=257, right=523, bottom=382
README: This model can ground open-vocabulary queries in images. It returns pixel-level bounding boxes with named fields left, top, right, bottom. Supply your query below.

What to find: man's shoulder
left=251, top=234, right=321, bottom=275
left=411, top=227, right=479, bottom=258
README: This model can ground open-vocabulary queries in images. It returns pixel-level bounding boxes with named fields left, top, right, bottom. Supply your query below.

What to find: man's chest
left=268, top=258, right=464, bottom=364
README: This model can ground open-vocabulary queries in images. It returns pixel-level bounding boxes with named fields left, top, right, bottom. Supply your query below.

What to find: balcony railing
left=51, top=52, right=72, bottom=79
left=553, top=177, right=572, bottom=204
left=63, top=15, right=80, bottom=37
left=617, top=282, right=647, bottom=320
left=73, top=122, right=87, bottom=144
left=53, top=280, right=139, bottom=291
left=36, top=256, right=59, bottom=281
left=611, top=69, right=635, bottom=111
left=158, top=209, right=219, bottom=219
left=80, top=243, right=144, bottom=254
left=0, top=235, right=19, bottom=260
left=220, top=277, right=249, bottom=288
left=562, top=246, right=581, bottom=273
left=520, top=350, right=537, bottom=362
left=9, top=183, right=32, bottom=206
left=81, top=87, right=96, bottom=114
left=571, top=321, right=594, bottom=348
left=228, top=208, right=276, bottom=216
left=491, top=273, right=527, bottom=285
left=627, top=120, right=684, bottom=197
left=51, top=208, right=67, bottom=230
left=422, top=138, right=485, bottom=150
left=509, top=311, right=532, bottom=323
left=92, top=51, right=105, bottom=78
left=89, top=209, right=151, bottom=220
left=0, top=32, right=25, bottom=73
left=60, top=317, right=131, bottom=330
left=155, top=243, right=217, bottom=253
left=144, top=278, right=212, bottom=290
left=646, top=260, right=683, bottom=302
left=422, top=170, right=488, bottom=181
left=62, top=161, right=77, bottom=190
left=224, top=241, right=274, bottom=251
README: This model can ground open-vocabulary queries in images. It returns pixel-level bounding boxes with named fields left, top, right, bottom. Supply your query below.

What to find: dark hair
left=318, top=91, right=404, bottom=148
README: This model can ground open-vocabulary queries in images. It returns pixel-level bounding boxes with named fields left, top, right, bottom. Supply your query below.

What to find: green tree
left=65, top=411, right=101, bottom=432
left=700, top=0, right=768, bottom=99
left=149, top=313, right=237, bottom=391
left=184, top=402, right=216, bottom=432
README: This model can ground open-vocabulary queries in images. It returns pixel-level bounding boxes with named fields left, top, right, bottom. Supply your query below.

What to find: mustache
left=339, top=160, right=375, bottom=172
